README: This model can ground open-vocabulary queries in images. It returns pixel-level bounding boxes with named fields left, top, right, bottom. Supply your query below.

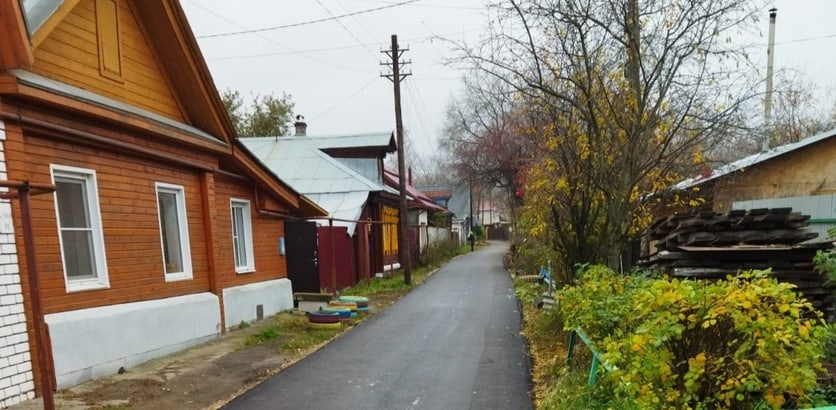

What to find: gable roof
left=240, top=135, right=398, bottom=234
left=418, top=184, right=471, bottom=220
left=9, top=0, right=237, bottom=142
left=673, top=127, right=836, bottom=191
left=301, top=131, right=396, bottom=152
left=0, top=0, right=324, bottom=218
left=383, top=169, right=448, bottom=213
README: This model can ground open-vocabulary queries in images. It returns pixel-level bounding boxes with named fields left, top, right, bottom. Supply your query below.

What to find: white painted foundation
left=45, top=292, right=220, bottom=389
left=223, top=278, right=293, bottom=329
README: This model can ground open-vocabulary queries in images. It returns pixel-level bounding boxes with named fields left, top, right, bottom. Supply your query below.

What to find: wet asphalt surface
left=223, top=241, right=533, bottom=410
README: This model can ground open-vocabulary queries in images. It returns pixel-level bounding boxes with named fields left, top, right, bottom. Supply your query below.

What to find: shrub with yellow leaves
left=560, top=266, right=830, bottom=409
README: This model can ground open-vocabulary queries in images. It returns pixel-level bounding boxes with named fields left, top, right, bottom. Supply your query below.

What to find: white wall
left=45, top=293, right=220, bottom=389
left=222, top=278, right=293, bottom=329
left=0, top=120, right=36, bottom=408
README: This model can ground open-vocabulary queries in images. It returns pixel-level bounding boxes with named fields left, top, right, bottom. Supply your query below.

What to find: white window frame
left=230, top=199, right=255, bottom=273
left=50, top=164, right=109, bottom=292
left=155, top=182, right=192, bottom=281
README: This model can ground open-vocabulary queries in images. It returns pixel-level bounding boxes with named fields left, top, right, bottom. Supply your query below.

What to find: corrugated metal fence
left=733, top=194, right=836, bottom=242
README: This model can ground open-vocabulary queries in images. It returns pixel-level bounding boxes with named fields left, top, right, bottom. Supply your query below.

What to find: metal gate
left=284, top=221, right=319, bottom=293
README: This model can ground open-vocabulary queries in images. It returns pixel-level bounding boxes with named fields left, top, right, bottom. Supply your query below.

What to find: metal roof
left=303, top=192, right=369, bottom=232
left=263, top=132, right=395, bottom=151
left=11, top=70, right=224, bottom=145
left=21, top=0, right=63, bottom=34
left=240, top=136, right=397, bottom=234
left=383, top=169, right=447, bottom=212
left=673, top=127, right=836, bottom=191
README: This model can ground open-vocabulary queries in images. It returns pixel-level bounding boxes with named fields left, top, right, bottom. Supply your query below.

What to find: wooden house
left=241, top=130, right=402, bottom=292
left=0, top=0, right=324, bottom=402
left=672, top=128, right=836, bottom=213
left=383, top=169, right=450, bottom=262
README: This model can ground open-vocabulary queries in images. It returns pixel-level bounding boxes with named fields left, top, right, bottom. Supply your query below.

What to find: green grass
left=281, top=328, right=340, bottom=353
left=346, top=242, right=470, bottom=297
left=244, top=325, right=280, bottom=345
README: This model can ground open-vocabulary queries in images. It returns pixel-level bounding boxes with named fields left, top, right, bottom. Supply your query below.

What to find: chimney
left=763, top=7, right=777, bottom=150
left=408, top=167, right=412, bottom=186
left=294, top=115, right=307, bottom=136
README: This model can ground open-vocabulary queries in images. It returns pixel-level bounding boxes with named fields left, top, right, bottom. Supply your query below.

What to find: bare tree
left=768, top=69, right=836, bottom=146
left=439, top=74, right=534, bottom=226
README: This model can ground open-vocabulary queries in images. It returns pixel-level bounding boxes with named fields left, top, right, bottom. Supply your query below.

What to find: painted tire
left=308, top=311, right=341, bottom=324
left=338, top=295, right=369, bottom=303
left=357, top=306, right=369, bottom=313
left=338, top=296, right=368, bottom=309
left=329, top=301, right=358, bottom=311
left=309, top=321, right=342, bottom=330
left=320, top=307, right=352, bottom=321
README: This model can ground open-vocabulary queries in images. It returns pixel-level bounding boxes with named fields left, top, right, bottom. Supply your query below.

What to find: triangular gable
left=29, top=0, right=186, bottom=122
left=18, top=0, right=235, bottom=142
left=672, top=128, right=836, bottom=191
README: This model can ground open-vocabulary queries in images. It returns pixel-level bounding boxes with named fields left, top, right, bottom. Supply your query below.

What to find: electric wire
left=334, top=0, right=385, bottom=46
left=314, top=0, right=379, bottom=60
left=197, top=0, right=422, bottom=39
left=185, top=0, right=370, bottom=73
left=309, top=76, right=380, bottom=122
left=403, top=80, right=437, bottom=154
left=203, top=29, right=484, bottom=61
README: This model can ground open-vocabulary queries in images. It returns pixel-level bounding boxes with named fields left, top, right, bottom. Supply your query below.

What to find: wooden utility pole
left=381, top=34, right=412, bottom=284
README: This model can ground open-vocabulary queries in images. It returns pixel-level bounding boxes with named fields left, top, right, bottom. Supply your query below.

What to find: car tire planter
left=329, top=301, right=358, bottom=317
left=309, top=321, right=342, bottom=330
left=308, top=310, right=341, bottom=325
left=320, top=307, right=352, bottom=322
left=338, top=295, right=369, bottom=309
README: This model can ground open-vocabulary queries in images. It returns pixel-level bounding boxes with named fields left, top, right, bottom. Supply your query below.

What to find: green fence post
left=566, top=331, right=576, bottom=365
left=588, top=356, right=600, bottom=386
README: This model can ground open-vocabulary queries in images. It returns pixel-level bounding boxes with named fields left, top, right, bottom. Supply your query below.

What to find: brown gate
left=285, top=221, right=319, bottom=293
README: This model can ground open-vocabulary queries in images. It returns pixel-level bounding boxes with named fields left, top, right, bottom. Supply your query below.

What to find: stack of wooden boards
left=640, top=208, right=834, bottom=317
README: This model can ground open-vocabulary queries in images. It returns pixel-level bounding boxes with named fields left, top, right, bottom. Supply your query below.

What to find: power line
left=185, top=0, right=369, bottom=72
left=335, top=0, right=385, bottom=45
left=203, top=29, right=484, bottom=61
left=196, top=0, right=422, bottom=39
left=315, top=0, right=379, bottom=59
left=775, top=33, right=836, bottom=46
left=309, top=76, right=380, bottom=122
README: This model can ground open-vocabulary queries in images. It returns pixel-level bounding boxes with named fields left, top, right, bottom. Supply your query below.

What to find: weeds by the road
left=242, top=242, right=472, bottom=356
left=244, top=325, right=279, bottom=345
left=514, top=277, right=625, bottom=409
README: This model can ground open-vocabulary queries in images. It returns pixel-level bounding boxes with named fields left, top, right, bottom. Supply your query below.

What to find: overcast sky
left=180, top=1, right=836, bottom=155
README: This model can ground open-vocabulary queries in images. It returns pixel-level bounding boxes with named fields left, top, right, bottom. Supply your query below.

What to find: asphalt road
left=224, top=241, right=533, bottom=410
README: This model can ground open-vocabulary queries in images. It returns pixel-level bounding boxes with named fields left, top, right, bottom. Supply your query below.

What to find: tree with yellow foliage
left=460, top=0, right=764, bottom=279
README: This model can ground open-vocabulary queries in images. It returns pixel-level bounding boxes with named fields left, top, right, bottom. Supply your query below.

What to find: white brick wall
left=0, top=120, right=35, bottom=408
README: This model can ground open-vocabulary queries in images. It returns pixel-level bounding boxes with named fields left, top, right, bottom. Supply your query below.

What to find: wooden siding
left=30, top=0, right=185, bottom=121
left=213, top=175, right=287, bottom=289
left=711, top=138, right=836, bottom=213
left=7, top=131, right=213, bottom=314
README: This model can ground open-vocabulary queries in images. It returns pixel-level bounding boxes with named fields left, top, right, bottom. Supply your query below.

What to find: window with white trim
left=155, top=182, right=192, bottom=281
left=51, top=165, right=109, bottom=292
left=230, top=199, right=255, bottom=273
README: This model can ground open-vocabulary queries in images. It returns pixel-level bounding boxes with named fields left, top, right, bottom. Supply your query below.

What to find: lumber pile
left=640, top=208, right=835, bottom=318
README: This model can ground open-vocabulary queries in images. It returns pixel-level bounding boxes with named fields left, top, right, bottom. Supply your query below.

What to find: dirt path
left=12, top=291, right=403, bottom=410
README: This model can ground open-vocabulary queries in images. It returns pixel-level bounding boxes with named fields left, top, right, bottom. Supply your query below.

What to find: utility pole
left=381, top=34, right=412, bottom=285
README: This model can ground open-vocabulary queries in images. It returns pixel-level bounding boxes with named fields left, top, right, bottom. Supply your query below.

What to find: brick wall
left=0, top=121, right=35, bottom=407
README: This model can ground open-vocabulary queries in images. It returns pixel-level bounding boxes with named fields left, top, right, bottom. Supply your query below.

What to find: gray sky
left=181, top=1, right=836, bottom=154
